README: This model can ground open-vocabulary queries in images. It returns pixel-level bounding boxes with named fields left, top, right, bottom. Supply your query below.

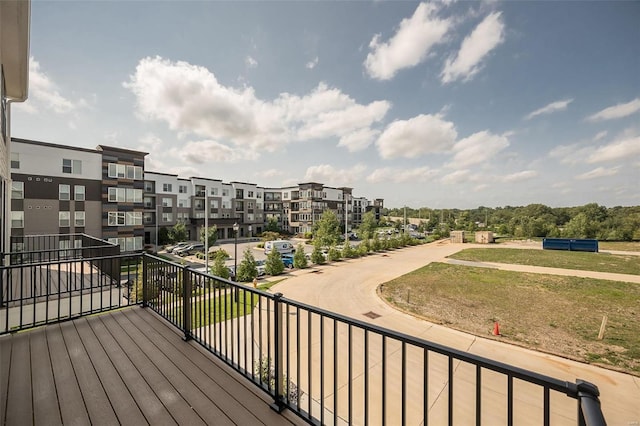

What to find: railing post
left=182, top=266, right=192, bottom=341
left=142, top=255, right=148, bottom=307
left=270, top=292, right=285, bottom=413
left=576, top=380, right=606, bottom=426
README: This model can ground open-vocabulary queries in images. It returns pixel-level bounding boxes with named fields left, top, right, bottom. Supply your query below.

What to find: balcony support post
left=142, top=255, right=148, bottom=308
left=270, top=292, right=286, bottom=412
left=576, top=380, right=606, bottom=426
left=182, top=266, right=192, bottom=341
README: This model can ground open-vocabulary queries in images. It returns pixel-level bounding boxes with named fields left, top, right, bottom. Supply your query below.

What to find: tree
left=358, top=211, right=378, bottom=241
left=265, top=217, right=280, bottom=233
left=293, top=244, right=308, bottom=268
left=313, top=210, right=341, bottom=247
left=211, top=250, right=230, bottom=280
left=200, top=225, right=218, bottom=247
left=168, top=222, right=188, bottom=243
left=158, top=227, right=170, bottom=245
left=310, top=243, right=326, bottom=264
left=265, top=249, right=285, bottom=276
left=236, top=248, right=258, bottom=282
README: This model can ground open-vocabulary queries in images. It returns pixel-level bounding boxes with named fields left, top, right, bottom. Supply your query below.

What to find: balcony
left=0, top=246, right=606, bottom=425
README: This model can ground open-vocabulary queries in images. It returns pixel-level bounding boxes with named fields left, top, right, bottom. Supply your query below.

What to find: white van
left=264, top=240, right=294, bottom=255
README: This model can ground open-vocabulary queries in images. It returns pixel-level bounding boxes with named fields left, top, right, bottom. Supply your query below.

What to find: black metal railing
left=4, top=233, right=119, bottom=265
left=0, top=252, right=142, bottom=334
left=0, top=251, right=606, bottom=425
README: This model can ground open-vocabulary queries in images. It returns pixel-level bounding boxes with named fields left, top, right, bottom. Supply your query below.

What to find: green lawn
left=174, top=290, right=259, bottom=329
left=449, top=248, right=640, bottom=275
left=598, top=241, right=640, bottom=252
left=381, top=262, right=640, bottom=374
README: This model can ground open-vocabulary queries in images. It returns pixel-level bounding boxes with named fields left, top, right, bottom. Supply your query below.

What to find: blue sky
left=13, top=0, right=640, bottom=209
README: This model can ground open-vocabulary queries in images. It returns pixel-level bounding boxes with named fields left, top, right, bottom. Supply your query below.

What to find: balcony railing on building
left=0, top=244, right=606, bottom=426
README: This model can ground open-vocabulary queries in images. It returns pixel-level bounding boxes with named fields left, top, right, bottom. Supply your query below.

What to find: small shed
left=450, top=230, right=465, bottom=244
left=475, top=231, right=494, bottom=244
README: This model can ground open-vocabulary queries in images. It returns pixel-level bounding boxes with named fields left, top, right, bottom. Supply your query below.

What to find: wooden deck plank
left=29, top=328, right=62, bottom=426
left=89, top=313, right=176, bottom=426
left=98, top=313, right=206, bottom=426
left=58, top=320, right=119, bottom=426
left=0, top=334, right=11, bottom=424
left=116, top=309, right=243, bottom=426
left=5, top=330, right=32, bottom=425
left=130, top=308, right=298, bottom=426
left=46, top=324, right=91, bottom=426
left=112, top=312, right=235, bottom=424
left=73, top=317, right=148, bottom=426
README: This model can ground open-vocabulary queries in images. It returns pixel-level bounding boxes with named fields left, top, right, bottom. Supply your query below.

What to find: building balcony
left=0, top=245, right=606, bottom=426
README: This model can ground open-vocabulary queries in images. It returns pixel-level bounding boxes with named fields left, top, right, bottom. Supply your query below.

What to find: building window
left=257, top=192, right=262, bottom=198
left=127, top=165, right=143, bottom=180
left=10, top=152, right=19, bottom=169
left=210, top=188, right=218, bottom=196
left=126, top=212, right=143, bottom=226
left=178, top=199, right=187, bottom=208
left=162, top=197, right=173, bottom=207
left=59, top=211, right=71, bottom=227
left=222, top=189, right=229, bottom=197
left=162, top=212, right=173, bottom=222
left=179, top=185, right=188, bottom=193
left=108, top=211, right=126, bottom=226
left=11, top=181, right=24, bottom=199
left=59, top=184, right=71, bottom=200
left=74, top=185, right=85, bottom=201
left=108, top=187, right=142, bottom=203
left=248, top=191, right=254, bottom=197
left=62, top=159, right=82, bottom=174
left=11, top=211, right=24, bottom=228
left=163, top=183, right=172, bottom=192
left=74, top=211, right=85, bottom=227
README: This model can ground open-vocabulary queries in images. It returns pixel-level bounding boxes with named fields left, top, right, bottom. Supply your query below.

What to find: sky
left=12, top=0, right=640, bottom=209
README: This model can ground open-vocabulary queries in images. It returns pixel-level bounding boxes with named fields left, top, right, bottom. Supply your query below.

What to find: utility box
left=450, top=230, right=465, bottom=244
left=475, top=231, right=494, bottom=244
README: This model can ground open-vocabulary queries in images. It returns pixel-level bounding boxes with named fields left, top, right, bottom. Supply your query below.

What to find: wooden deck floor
left=0, top=306, right=304, bottom=426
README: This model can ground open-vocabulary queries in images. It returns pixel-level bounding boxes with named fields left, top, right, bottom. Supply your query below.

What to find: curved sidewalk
left=272, top=242, right=640, bottom=425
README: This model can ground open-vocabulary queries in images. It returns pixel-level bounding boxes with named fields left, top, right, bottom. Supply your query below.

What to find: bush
left=310, top=244, right=326, bottom=264
left=265, top=250, right=285, bottom=276
left=357, top=243, right=369, bottom=257
left=327, top=245, right=341, bottom=262
left=211, top=251, right=230, bottom=280
left=237, top=248, right=258, bottom=282
left=261, top=231, right=281, bottom=242
left=293, top=244, right=308, bottom=269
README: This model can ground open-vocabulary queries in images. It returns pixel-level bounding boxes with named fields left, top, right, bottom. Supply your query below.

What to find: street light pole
left=204, top=201, right=209, bottom=273
left=233, top=222, right=239, bottom=281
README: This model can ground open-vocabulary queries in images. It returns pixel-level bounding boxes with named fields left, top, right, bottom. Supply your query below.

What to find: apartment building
left=10, top=138, right=147, bottom=252
left=9, top=139, right=382, bottom=248
left=1, top=0, right=31, bottom=254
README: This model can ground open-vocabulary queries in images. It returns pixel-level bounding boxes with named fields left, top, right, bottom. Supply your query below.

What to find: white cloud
left=593, top=131, right=608, bottom=141
left=306, top=57, right=319, bottom=69
left=587, top=135, right=640, bottom=163
left=261, top=169, right=285, bottom=178
left=124, top=57, right=390, bottom=157
left=548, top=143, right=593, bottom=165
left=366, top=166, right=438, bottom=183
left=502, top=170, right=538, bottom=182
left=576, top=167, right=620, bottom=180
left=337, top=128, right=380, bottom=152
left=376, top=114, right=457, bottom=159
left=441, top=169, right=470, bottom=184
left=449, top=130, right=509, bottom=167
left=586, top=98, right=640, bottom=122
left=304, top=164, right=367, bottom=185
left=441, top=11, right=505, bottom=84
left=525, top=99, right=573, bottom=120
left=245, top=56, right=258, bottom=68
left=173, top=139, right=259, bottom=164
left=364, top=3, right=451, bottom=80
left=17, top=57, right=78, bottom=114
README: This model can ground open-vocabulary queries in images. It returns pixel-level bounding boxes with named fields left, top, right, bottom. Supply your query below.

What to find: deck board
left=0, top=306, right=302, bottom=426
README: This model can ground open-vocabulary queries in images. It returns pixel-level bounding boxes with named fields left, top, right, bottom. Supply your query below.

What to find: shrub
left=293, top=244, right=308, bottom=269
left=237, top=248, right=258, bottom=282
left=265, top=250, right=285, bottom=276
left=310, top=244, right=326, bottom=264
left=327, top=245, right=341, bottom=262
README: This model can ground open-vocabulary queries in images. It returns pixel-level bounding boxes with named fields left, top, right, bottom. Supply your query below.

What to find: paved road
left=270, top=241, right=640, bottom=425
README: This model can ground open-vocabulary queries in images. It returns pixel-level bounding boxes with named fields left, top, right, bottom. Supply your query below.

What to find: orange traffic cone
left=492, top=322, right=501, bottom=336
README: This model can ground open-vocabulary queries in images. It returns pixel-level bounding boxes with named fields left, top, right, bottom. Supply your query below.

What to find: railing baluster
left=448, top=356, right=454, bottom=426
left=508, top=375, right=513, bottom=426
left=364, top=329, right=369, bottom=426
left=476, top=365, right=482, bottom=426
left=382, top=335, right=386, bottom=426
left=424, top=349, right=429, bottom=426
left=544, top=386, right=550, bottom=426
left=320, top=314, right=324, bottom=426
left=402, top=341, right=406, bottom=426
left=270, top=292, right=284, bottom=412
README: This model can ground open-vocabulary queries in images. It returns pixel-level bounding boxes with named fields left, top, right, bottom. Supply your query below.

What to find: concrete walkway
left=271, top=241, right=640, bottom=425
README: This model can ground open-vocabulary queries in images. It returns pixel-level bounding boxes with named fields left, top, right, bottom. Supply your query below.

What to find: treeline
left=385, top=203, right=640, bottom=241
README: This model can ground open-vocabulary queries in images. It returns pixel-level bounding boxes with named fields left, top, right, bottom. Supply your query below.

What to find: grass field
left=381, top=262, right=640, bottom=374
left=598, top=241, right=640, bottom=252
left=449, top=248, right=640, bottom=275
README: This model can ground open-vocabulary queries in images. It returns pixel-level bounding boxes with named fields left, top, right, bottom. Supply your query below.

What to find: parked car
left=255, top=260, right=266, bottom=276
left=175, top=243, right=205, bottom=256
left=264, top=240, right=294, bottom=255
left=167, top=241, right=190, bottom=253
left=281, top=254, right=295, bottom=269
